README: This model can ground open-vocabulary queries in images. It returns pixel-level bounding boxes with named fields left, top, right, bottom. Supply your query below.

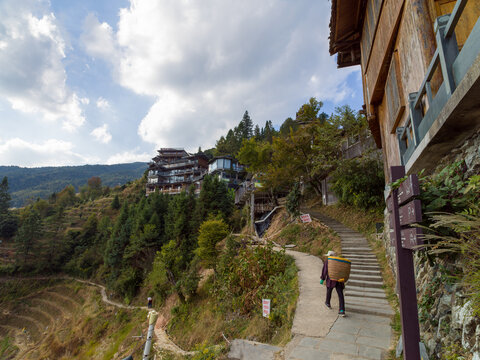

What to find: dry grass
left=266, top=208, right=342, bottom=257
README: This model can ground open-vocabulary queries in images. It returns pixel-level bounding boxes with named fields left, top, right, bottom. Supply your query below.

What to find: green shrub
left=330, top=157, right=384, bottom=209
left=215, top=243, right=296, bottom=317
left=419, top=161, right=479, bottom=213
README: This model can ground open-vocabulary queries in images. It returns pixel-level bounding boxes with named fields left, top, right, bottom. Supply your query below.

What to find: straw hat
left=325, top=250, right=336, bottom=257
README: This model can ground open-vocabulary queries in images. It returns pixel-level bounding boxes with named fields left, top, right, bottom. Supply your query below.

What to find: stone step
left=337, top=233, right=366, bottom=237
left=345, top=295, right=390, bottom=307
left=345, top=289, right=387, bottom=299
left=350, top=269, right=382, bottom=276
left=341, top=247, right=373, bottom=253
left=349, top=274, right=383, bottom=282
left=349, top=258, right=379, bottom=263
left=342, top=254, right=377, bottom=259
left=350, top=261, right=380, bottom=267
left=228, top=339, right=282, bottom=359
left=347, top=279, right=384, bottom=289
left=345, top=303, right=394, bottom=318
left=346, top=284, right=386, bottom=293
left=343, top=254, right=378, bottom=259
left=351, top=262, right=380, bottom=270
left=341, top=242, right=370, bottom=247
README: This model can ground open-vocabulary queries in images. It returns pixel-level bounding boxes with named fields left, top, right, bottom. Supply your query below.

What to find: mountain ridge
left=0, top=162, right=147, bottom=207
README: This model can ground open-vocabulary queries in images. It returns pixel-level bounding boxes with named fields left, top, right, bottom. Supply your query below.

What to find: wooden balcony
left=397, top=0, right=480, bottom=173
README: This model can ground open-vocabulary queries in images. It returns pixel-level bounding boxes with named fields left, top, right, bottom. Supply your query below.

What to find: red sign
left=300, top=214, right=312, bottom=223
left=262, top=299, right=271, bottom=318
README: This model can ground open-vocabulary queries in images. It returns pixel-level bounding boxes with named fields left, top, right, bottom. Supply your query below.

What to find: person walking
left=320, top=250, right=346, bottom=316
left=147, top=296, right=153, bottom=309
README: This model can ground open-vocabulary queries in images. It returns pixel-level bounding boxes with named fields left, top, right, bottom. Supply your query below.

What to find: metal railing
left=397, top=0, right=478, bottom=165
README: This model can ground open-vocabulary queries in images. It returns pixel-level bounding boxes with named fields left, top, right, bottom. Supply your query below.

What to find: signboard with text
left=262, top=299, right=271, bottom=318
left=300, top=214, right=312, bottom=223
left=388, top=167, right=422, bottom=359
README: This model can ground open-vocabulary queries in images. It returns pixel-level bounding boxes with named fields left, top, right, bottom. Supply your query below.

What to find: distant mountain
left=0, top=162, right=147, bottom=207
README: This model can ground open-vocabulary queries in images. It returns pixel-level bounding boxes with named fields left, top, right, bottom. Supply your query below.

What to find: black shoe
left=338, top=310, right=346, bottom=317
left=324, top=303, right=331, bottom=309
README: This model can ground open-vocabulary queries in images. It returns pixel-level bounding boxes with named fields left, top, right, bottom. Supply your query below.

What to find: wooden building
left=329, top=0, right=480, bottom=181
left=208, top=156, right=246, bottom=189
left=146, top=148, right=208, bottom=195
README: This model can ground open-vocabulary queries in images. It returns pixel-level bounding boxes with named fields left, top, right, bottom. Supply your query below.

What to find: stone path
left=228, top=211, right=395, bottom=360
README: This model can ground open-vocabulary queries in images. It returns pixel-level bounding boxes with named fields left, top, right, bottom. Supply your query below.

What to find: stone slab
left=228, top=339, right=282, bottom=360
left=288, top=346, right=332, bottom=360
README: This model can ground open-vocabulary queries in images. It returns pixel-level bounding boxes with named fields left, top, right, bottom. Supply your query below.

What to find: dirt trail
left=0, top=276, right=194, bottom=358
left=66, top=278, right=195, bottom=357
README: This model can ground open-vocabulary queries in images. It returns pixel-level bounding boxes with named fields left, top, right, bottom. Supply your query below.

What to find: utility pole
left=143, top=310, right=158, bottom=360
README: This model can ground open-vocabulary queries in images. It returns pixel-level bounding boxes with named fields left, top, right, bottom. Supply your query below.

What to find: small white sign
left=262, top=299, right=271, bottom=318
left=300, top=214, right=312, bottom=223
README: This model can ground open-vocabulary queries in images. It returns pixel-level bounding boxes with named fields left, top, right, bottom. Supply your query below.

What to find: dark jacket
left=321, top=259, right=345, bottom=289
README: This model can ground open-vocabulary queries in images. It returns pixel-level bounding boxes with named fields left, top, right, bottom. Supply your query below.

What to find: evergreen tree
left=15, top=208, right=43, bottom=265
left=111, top=194, right=121, bottom=210
left=254, top=124, right=261, bottom=139
left=240, top=110, right=253, bottom=139
left=104, top=202, right=132, bottom=269
left=196, top=219, right=229, bottom=271
left=0, top=176, right=17, bottom=238
left=263, top=120, right=277, bottom=143
left=196, top=175, right=234, bottom=223
left=0, top=176, right=11, bottom=214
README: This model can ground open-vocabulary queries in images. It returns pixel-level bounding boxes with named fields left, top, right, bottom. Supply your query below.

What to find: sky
left=0, top=0, right=363, bottom=167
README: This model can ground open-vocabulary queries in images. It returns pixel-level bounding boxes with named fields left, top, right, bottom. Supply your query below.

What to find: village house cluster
left=146, top=148, right=246, bottom=196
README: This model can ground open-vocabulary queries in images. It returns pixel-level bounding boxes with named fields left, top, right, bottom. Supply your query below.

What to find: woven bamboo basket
left=328, top=256, right=351, bottom=282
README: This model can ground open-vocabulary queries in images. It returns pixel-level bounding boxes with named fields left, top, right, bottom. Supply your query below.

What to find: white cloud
left=0, top=1, right=87, bottom=131
left=96, top=97, right=110, bottom=110
left=91, top=124, right=112, bottom=144
left=81, top=13, right=118, bottom=61
left=81, top=0, right=360, bottom=150
left=106, top=149, right=151, bottom=164
left=0, top=138, right=93, bottom=167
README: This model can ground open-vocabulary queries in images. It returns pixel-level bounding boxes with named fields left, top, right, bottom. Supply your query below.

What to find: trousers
left=326, top=282, right=345, bottom=311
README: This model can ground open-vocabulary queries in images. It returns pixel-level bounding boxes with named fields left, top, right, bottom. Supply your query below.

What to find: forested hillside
left=0, top=163, right=147, bottom=207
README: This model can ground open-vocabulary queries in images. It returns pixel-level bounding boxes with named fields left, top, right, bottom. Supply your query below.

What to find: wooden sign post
left=388, top=166, right=423, bottom=360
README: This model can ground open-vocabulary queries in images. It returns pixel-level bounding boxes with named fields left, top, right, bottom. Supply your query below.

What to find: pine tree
left=241, top=111, right=253, bottom=139
left=0, top=176, right=11, bottom=214
left=111, top=194, right=121, bottom=210
left=254, top=124, right=261, bottom=139
left=15, top=209, right=43, bottom=265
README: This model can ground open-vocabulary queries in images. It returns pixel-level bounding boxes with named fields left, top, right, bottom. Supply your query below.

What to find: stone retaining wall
left=382, top=129, right=480, bottom=359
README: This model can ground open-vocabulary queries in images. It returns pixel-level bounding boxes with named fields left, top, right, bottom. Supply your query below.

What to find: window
left=361, top=0, right=384, bottom=68
left=385, top=50, right=405, bottom=133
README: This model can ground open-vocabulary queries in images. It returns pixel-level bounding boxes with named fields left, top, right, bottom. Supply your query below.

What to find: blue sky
left=0, top=0, right=363, bottom=167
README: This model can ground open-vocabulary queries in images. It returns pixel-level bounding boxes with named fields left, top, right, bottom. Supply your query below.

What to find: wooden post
left=435, top=15, right=459, bottom=96
left=390, top=166, right=421, bottom=360
left=250, top=192, right=255, bottom=234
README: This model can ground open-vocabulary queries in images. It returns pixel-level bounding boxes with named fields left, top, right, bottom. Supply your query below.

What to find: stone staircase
left=314, top=214, right=394, bottom=318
